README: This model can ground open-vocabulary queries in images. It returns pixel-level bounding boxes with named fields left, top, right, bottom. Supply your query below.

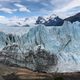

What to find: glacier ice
left=0, top=21, right=80, bottom=72
left=21, top=24, right=60, bottom=53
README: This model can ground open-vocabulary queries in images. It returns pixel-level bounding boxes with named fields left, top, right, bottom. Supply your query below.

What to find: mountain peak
left=36, top=16, right=46, bottom=24
left=36, top=15, right=64, bottom=26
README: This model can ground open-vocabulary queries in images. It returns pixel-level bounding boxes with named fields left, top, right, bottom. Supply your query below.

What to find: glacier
left=0, top=21, right=80, bottom=72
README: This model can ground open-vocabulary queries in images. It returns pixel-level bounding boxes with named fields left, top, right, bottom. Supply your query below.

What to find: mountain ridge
left=64, top=13, right=80, bottom=23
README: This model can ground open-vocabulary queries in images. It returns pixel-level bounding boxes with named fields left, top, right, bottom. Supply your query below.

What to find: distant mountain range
left=0, top=13, right=80, bottom=27
left=36, top=12, right=80, bottom=26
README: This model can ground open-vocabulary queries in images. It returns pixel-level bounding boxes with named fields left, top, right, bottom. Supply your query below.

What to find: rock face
left=0, top=76, right=4, bottom=80
left=36, top=16, right=46, bottom=24
left=44, top=16, right=64, bottom=26
left=64, top=13, right=80, bottom=23
left=0, top=21, right=80, bottom=72
left=36, top=16, right=64, bottom=26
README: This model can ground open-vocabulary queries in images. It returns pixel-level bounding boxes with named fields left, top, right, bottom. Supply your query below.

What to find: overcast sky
left=0, top=0, right=80, bottom=25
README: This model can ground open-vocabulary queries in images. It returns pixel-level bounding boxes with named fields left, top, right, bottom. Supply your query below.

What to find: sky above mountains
left=0, top=0, right=80, bottom=25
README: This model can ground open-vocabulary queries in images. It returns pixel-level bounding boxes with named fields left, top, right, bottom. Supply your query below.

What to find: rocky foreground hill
left=0, top=63, right=80, bottom=80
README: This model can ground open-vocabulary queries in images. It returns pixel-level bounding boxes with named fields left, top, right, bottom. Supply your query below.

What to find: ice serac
left=0, top=32, right=21, bottom=50
left=22, top=24, right=60, bottom=53
left=48, top=21, right=80, bottom=72
left=0, top=32, right=7, bottom=49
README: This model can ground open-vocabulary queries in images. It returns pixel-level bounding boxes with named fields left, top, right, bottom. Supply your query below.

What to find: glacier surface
left=0, top=21, right=80, bottom=72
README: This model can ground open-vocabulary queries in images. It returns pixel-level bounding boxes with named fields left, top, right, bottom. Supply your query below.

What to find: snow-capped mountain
left=44, top=16, right=64, bottom=26
left=36, top=16, right=46, bottom=24
left=8, top=18, right=30, bottom=27
left=36, top=15, right=64, bottom=26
